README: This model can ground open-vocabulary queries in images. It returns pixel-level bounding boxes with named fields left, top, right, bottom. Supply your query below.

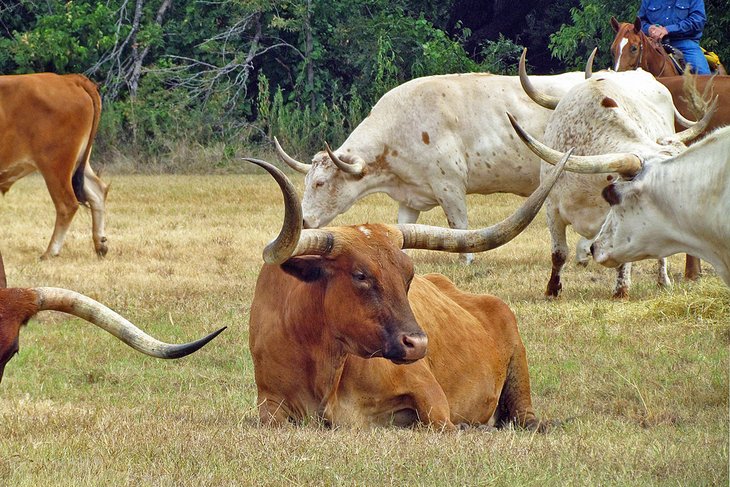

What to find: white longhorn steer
left=514, top=58, right=715, bottom=298
left=274, top=70, right=585, bottom=263
left=590, top=126, right=730, bottom=286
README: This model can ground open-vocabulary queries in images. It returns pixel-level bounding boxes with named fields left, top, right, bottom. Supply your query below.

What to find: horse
left=610, top=17, right=681, bottom=76
left=610, top=17, right=726, bottom=77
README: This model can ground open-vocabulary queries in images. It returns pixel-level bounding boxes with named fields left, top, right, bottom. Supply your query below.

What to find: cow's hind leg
left=41, top=174, right=79, bottom=259
left=494, top=343, right=541, bottom=431
left=656, top=258, right=670, bottom=287
left=82, top=165, right=109, bottom=257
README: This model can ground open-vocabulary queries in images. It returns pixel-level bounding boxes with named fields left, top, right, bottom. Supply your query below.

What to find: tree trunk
left=305, top=0, right=315, bottom=112
left=129, top=0, right=173, bottom=99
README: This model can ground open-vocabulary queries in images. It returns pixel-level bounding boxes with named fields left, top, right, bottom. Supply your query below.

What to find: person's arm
left=665, top=0, right=706, bottom=37
left=638, top=1, right=653, bottom=35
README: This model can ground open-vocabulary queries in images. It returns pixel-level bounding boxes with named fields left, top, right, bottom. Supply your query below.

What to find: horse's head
left=610, top=17, right=645, bottom=71
left=610, top=17, right=679, bottom=76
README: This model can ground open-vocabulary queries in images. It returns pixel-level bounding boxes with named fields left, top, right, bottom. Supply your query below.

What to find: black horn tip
left=163, top=326, right=227, bottom=359
left=506, top=112, right=528, bottom=141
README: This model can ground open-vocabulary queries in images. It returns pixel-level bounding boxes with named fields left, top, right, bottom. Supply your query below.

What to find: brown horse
left=610, top=17, right=681, bottom=76
left=610, top=17, right=726, bottom=77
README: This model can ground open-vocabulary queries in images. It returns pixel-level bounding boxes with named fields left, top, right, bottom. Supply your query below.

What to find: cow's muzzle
left=591, top=243, right=620, bottom=268
left=386, top=332, right=428, bottom=364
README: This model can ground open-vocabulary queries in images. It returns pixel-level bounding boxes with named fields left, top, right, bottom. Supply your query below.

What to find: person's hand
left=648, top=24, right=668, bottom=40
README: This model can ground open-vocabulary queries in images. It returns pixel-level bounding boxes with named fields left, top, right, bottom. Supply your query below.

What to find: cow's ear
left=602, top=183, right=622, bottom=206
left=281, top=256, right=326, bottom=282
left=610, top=16, right=620, bottom=33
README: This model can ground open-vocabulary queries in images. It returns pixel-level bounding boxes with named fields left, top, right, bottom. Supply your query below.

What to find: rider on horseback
left=638, top=0, right=711, bottom=74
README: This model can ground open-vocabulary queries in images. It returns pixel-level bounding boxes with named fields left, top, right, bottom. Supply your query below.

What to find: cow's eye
left=353, top=271, right=367, bottom=282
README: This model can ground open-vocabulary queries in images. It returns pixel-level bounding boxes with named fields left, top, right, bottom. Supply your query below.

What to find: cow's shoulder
left=413, top=273, right=518, bottom=337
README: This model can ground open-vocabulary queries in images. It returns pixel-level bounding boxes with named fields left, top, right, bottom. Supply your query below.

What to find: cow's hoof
left=95, top=239, right=109, bottom=258
left=612, top=288, right=629, bottom=300
left=459, top=253, right=475, bottom=265
left=545, top=284, right=562, bottom=299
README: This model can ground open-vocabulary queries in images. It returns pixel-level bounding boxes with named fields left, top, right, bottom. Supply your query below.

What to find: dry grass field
left=0, top=169, right=727, bottom=486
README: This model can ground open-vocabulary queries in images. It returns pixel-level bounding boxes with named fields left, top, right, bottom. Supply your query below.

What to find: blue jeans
left=671, top=39, right=711, bottom=74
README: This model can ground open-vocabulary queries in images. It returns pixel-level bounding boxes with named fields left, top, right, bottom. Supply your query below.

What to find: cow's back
left=341, top=72, right=586, bottom=197
left=0, top=73, right=98, bottom=177
left=540, top=71, right=679, bottom=238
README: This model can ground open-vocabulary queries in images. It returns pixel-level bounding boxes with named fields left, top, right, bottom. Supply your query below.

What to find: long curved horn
left=675, top=95, right=718, bottom=143
left=674, top=108, right=696, bottom=128
left=519, top=48, right=560, bottom=109
left=394, top=149, right=570, bottom=253
left=33, top=288, right=226, bottom=358
left=325, top=142, right=365, bottom=175
left=507, top=112, right=643, bottom=177
left=273, top=137, right=311, bottom=174
left=243, top=158, right=336, bottom=264
left=585, top=47, right=597, bottom=79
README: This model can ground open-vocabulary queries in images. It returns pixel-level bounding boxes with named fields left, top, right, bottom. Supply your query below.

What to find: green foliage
left=6, top=0, right=726, bottom=169
left=0, top=1, right=117, bottom=73
left=549, top=0, right=634, bottom=70
left=479, top=35, right=524, bottom=75
left=703, top=0, right=730, bottom=69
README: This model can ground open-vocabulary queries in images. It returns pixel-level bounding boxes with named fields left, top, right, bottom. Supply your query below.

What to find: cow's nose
left=401, top=333, right=428, bottom=361
left=590, top=243, right=596, bottom=257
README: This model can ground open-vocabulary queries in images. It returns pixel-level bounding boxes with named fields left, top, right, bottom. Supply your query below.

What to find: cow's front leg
left=409, top=377, right=456, bottom=431
left=613, top=263, right=632, bottom=299
left=546, top=203, right=568, bottom=298
left=83, top=167, right=109, bottom=258
left=257, top=396, right=293, bottom=427
left=397, top=203, right=420, bottom=225
left=656, top=258, right=671, bottom=287
left=436, top=190, right=473, bottom=265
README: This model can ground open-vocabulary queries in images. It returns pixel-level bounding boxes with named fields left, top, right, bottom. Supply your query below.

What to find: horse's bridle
left=636, top=30, right=672, bottom=76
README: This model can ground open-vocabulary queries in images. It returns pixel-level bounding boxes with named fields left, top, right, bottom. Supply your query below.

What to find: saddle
left=661, top=42, right=686, bottom=74
left=662, top=42, right=725, bottom=75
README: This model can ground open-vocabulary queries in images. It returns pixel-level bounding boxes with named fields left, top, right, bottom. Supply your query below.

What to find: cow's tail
left=71, top=75, right=103, bottom=206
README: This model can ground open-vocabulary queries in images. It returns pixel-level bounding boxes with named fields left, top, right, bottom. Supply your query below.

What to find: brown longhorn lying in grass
left=0, top=252, right=226, bottom=383
left=246, top=154, right=569, bottom=430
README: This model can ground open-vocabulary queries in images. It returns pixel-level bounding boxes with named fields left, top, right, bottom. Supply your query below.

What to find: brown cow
left=0, top=251, right=225, bottom=382
left=246, top=155, right=568, bottom=430
left=0, top=73, right=109, bottom=259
